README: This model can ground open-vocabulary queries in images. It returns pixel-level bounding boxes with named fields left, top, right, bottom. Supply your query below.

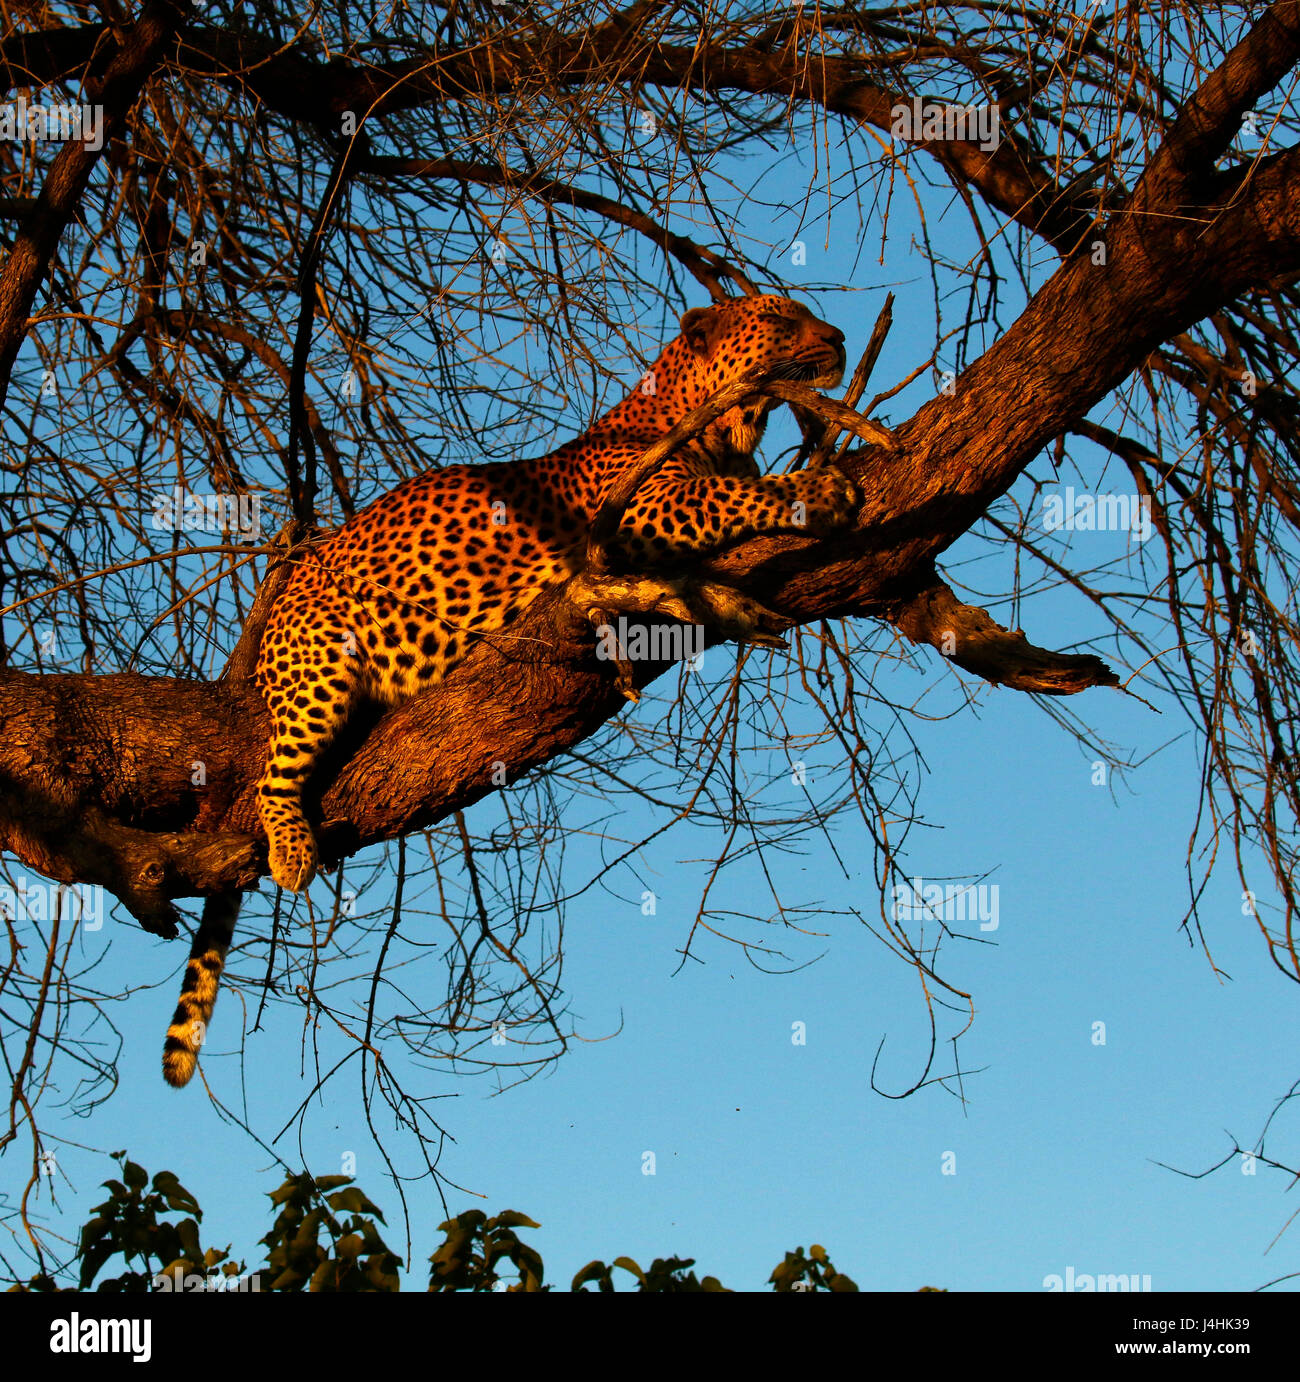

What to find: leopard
left=162, top=293, right=857, bottom=1086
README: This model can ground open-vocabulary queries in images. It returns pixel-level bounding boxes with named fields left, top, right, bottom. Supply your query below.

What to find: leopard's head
left=675, top=295, right=846, bottom=456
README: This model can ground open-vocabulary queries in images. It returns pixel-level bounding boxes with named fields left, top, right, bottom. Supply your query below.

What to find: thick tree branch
left=0, top=22, right=105, bottom=92
left=1140, top=0, right=1300, bottom=202
left=9, top=6, right=1295, bottom=278
left=165, top=20, right=1097, bottom=250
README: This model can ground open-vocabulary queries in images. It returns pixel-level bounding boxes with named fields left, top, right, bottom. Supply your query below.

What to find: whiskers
left=768, top=353, right=838, bottom=382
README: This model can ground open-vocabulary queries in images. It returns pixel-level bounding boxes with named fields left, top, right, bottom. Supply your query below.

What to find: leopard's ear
left=680, top=306, right=719, bottom=356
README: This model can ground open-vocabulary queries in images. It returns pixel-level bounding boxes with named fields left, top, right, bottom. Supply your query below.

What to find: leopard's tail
left=162, top=890, right=242, bottom=1088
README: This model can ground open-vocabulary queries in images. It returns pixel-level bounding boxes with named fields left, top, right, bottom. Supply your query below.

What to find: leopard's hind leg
left=256, top=620, right=364, bottom=892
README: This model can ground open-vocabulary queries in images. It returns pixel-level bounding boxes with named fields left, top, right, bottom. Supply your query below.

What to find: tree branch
left=357, top=154, right=757, bottom=299
left=172, top=19, right=1098, bottom=250
left=888, top=575, right=1120, bottom=695
left=0, top=1, right=188, bottom=405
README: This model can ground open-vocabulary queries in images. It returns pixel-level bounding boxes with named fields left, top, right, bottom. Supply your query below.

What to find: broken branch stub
left=891, top=577, right=1122, bottom=695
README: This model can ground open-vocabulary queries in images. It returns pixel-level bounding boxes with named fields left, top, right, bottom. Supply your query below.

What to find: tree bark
left=1, top=4, right=1298, bottom=926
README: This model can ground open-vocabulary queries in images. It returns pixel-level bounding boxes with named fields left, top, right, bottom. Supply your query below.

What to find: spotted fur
left=161, top=891, right=240, bottom=1087
left=162, top=295, right=855, bottom=1085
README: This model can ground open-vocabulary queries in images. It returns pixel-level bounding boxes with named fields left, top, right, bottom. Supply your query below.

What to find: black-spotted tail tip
left=162, top=1031, right=199, bottom=1088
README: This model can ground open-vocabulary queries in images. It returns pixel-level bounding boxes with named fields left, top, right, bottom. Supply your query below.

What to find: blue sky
left=4, top=12, right=1299, bottom=1293
left=24, top=648, right=1298, bottom=1291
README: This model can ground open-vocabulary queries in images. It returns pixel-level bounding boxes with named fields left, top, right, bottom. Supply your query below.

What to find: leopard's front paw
left=266, top=823, right=319, bottom=893
left=796, top=464, right=860, bottom=534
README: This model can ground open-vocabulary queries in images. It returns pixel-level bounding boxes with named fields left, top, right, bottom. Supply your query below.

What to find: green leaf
left=611, top=1256, right=645, bottom=1282
left=490, top=1210, right=541, bottom=1230
left=78, top=1216, right=110, bottom=1248
left=177, top=1219, right=202, bottom=1261
left=363, top=1255, right=402, bottom=1292
left=513, top=1244, right=544, bottom=1287
left=79, top=1244, right=114, bottom=1291
left=157, top=1258, right=195, bottom=1283
left=123, top=1161, right=148, bottom=1192
left=152, top=1172, right=202, bottom=1218
left=334, top=1233, right=363, bottom=1262
left=325, top=1187, right=383, bottom=1218
left=437, top=1209, right=486, bottom=1234
left=570, top=1261, right=610, bottom=1291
